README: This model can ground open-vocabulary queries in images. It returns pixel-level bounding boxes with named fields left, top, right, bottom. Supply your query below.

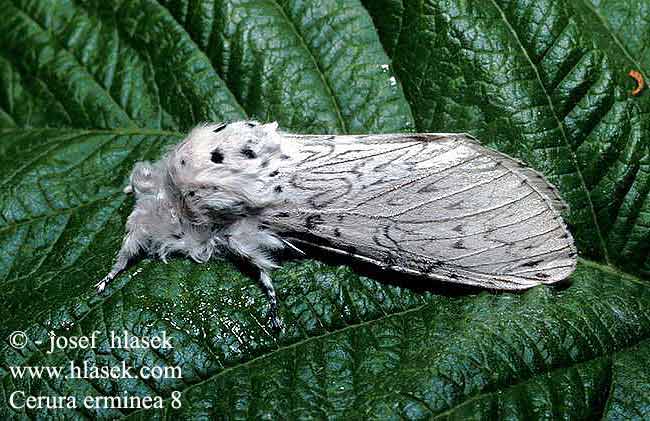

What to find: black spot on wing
left=453, top=240, right=466, bottom=249
left=521, top=259, right=543, bottom=267
left=213, top=124, right=227, bottom=133
left=407, top=134, right=445, bottom=142
left=211, top=149, right=224, bottom=164
left=241, top=147, right=256, bottom=159
left=305, top=215, right=324, bottom=230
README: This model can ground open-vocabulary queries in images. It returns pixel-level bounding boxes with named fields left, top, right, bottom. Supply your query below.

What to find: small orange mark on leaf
left=629, top=70, right=644, bottom=96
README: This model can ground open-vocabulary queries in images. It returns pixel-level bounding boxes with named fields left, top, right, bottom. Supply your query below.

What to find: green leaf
left=1, top=0, right=649, bottom=420
left=586, top=0, right=650, bottom=73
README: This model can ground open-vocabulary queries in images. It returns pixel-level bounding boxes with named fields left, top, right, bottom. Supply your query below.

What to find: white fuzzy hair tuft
left=118, top=120, right=290, bottom=272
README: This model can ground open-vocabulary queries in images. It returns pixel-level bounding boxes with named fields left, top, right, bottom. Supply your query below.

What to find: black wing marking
left=263, top=133, right=576, bottom=290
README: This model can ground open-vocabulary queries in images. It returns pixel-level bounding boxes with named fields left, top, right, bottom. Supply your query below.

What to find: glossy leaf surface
left=1, top=0, right=649, bottom=419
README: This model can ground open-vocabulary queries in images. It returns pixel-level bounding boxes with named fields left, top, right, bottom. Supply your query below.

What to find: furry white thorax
left=124, top=121, right=291, bottom=271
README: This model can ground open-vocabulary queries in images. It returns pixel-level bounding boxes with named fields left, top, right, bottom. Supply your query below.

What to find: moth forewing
left=262, top=132, right=576, bottom=290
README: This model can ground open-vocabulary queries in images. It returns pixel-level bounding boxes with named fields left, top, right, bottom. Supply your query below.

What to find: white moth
left=97, top=121, right=577, bottom=330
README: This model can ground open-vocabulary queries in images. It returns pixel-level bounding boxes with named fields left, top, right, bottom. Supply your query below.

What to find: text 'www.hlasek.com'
left=7, top=329, right=183, bottom=411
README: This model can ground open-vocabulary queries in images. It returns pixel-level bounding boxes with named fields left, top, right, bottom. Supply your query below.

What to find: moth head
left=124, top=161, right=161, bottom=197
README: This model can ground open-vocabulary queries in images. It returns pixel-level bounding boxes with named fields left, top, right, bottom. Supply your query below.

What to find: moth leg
left=95, top=232, right=141, bottom=293
left=223, top=219, right=285, bottom=331
left=260, top=270, right=283, bottom=332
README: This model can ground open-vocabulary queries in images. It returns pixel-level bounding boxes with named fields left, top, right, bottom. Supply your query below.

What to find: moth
left=97, top=121, right=577, bottom=330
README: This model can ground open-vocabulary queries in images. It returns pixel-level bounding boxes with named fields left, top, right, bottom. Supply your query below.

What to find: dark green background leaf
left=0, top=0, right=648, bottom=419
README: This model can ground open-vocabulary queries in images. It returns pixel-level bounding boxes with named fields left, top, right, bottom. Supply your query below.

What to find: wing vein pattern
left=263, top=133, right=576, bottom=289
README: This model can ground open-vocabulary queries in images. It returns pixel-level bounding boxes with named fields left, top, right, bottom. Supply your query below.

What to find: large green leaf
left=0, top=0, right=649, bottom=419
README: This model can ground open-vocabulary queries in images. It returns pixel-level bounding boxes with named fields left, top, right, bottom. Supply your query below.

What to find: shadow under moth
left=97, top=121, right=577, bottom=330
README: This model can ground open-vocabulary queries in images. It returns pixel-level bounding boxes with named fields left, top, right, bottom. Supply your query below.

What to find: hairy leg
left=96, top=231, right=141, bottom=293
left=260, top=270, right=283, bottom=331
left=224, top=218, right=286, bottom=331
